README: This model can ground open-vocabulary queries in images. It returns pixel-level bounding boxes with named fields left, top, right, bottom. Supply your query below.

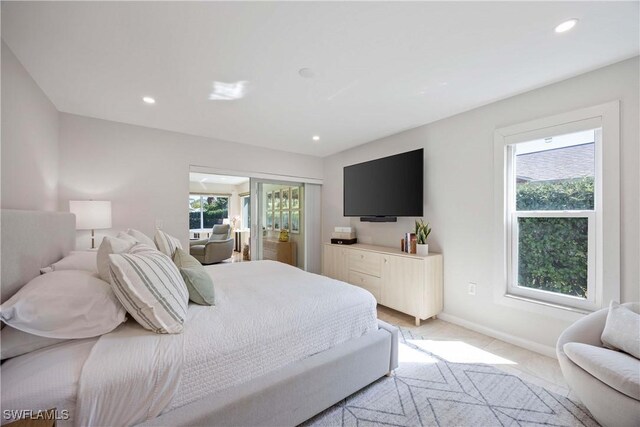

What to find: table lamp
left=69, top=200, right=112, bottom=248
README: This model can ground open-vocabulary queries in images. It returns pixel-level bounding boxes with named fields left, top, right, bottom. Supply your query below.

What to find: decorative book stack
left=402, top=232, right=417, bottom=254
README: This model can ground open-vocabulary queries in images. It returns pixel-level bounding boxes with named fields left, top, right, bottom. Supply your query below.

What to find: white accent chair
left=189, top=224, right=234, bottom=264
left=556, top=302, right=640, bottom=427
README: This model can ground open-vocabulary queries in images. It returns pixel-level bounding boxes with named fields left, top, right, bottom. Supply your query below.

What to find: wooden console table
left=263, top=240, right=297, bottom=266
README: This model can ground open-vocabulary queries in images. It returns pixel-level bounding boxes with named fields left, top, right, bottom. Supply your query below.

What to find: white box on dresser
left=323, top=243, right=443, bottom=326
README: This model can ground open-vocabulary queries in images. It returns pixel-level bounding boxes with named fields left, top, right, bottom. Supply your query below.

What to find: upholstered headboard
left=1, top=209, right=75, bottom=303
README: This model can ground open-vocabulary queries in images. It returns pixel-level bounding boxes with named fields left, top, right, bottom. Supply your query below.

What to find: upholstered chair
left=556, top=302, right=640, bottom=427
left=189, top=224, right=234, bottom=264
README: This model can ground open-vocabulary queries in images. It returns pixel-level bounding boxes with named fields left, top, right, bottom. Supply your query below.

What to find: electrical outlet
left=468, top=282, right=477, bottom=296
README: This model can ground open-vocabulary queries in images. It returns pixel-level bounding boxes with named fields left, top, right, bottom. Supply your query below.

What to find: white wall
left=1, top=41, right=59, bottom=211
left=58, top=113, right=323, bottom=249
left=322, top=57, right=639, bottom=352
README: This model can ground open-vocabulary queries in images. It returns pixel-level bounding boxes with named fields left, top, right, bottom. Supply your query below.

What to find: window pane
left=203, top=196, right=229, bottom=228
left=189, top=195, right=201, bottom=230
left=517, top=217, right=588, bottom=298
left=515, top=130, right=596, bottom=211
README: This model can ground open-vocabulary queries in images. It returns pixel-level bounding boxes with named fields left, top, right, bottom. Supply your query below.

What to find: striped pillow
left=108, top=246, right=188, bottom=334
left=154, top=229, right=183, bottom=258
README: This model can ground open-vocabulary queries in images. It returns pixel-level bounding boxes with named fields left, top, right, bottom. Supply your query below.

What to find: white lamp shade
left=69, top=201, right=112, bottom=230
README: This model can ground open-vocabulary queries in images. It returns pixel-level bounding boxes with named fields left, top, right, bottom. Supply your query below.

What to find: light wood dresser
left=264, top=240, right=297, bottom=266
left=323, top=243, right=443, bottom=326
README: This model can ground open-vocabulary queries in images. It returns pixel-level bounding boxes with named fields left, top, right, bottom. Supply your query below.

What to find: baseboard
left=437, top=312, right=557, bottom=359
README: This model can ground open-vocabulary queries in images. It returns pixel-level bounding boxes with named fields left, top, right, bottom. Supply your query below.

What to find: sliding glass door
left=251, top=178, right=305, bottom=269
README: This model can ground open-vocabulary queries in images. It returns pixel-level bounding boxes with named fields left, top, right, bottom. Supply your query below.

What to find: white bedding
left=0, top=338, right=98, bottom=425
left=1, top=261, right=378, bottom=426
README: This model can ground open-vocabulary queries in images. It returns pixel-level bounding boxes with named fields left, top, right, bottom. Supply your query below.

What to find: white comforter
left=12, top=261, right=378, bottom=426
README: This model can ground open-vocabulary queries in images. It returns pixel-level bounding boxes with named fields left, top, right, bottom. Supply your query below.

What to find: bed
left=0, top=209, right=398, bottom=426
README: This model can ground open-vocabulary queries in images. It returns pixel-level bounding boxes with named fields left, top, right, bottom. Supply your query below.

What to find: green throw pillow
left=173, top=248, right=201, bottom=269
left=173, top=248, right=215, bottom=306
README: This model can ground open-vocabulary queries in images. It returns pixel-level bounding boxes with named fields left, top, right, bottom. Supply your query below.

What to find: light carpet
left=304, top=327, right=598, bottom=427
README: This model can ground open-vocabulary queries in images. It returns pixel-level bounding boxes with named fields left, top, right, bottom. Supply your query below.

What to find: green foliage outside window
left=189, top=196, right=229, bottom=229
left=516, top=177, right=593, bottom=298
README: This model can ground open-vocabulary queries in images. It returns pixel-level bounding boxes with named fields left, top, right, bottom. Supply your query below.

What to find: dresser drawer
left=348, top=270, right=381, bottom=301
left=348, top=250, right=382, bottom=277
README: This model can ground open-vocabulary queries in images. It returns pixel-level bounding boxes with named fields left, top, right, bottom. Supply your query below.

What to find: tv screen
left=344, top=148, right=423, bottom=218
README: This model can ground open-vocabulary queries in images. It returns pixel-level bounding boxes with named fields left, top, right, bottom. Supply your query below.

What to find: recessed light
left=312, top=135, right=320, bottom=141
left=555, top=19, right=578, bottom=33
left=142, top=96, right=156, bottom=104
left=299, top=68, right=315, bottom=78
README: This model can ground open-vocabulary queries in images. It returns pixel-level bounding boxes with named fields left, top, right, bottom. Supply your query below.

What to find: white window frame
left=493, top=102, right=619, bottom=318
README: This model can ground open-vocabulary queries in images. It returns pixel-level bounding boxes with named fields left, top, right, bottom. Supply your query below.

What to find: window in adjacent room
left=189, top=194, right=229, bottom=230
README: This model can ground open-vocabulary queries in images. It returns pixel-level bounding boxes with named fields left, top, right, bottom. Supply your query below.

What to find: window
left=508, top=130, right=598, bottom=310
left=494, top=102, right=620, bottom=314
left=189, top=194, right=229, bottom=230
left=240, top=194, right=250, bottom=230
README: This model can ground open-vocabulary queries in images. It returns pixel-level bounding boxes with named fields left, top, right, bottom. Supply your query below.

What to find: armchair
left=189, top=224, right=234, bottom=264
left=557, top=302, right=639, bottom=427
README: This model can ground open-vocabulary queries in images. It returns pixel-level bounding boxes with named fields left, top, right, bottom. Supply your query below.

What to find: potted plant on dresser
left=415, top=219, right=431, bottom=256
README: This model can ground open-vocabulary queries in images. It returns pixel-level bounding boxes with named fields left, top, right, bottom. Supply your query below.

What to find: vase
left=416, top=243, right=429, bottom=256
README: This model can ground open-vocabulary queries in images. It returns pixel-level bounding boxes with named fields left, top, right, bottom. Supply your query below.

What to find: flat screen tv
left=344, top=148, right=423, bottom=221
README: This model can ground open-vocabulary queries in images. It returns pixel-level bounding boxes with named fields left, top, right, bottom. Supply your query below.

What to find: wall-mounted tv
left=344, top=148, right=423, bottom=221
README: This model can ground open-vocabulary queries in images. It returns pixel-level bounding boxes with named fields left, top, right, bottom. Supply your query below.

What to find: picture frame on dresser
left=274, top=190, right=280, bottom=210
left=267, top=211, right=273, bottom=230
left=274, top=212, right=280, bottom=230
left=291, top=187, right=300, bottom=209
left=267, top=191, right=273, bottom=210
left=291, top=211, right=300, bottom=234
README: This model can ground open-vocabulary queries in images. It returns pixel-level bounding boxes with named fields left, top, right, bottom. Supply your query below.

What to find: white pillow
left=97, top=236, right=135, bottom=282
left=109, top=245, right=188, bottom=334
left=0, top=270, right=127, bottom=339
left=1, top=326, right=68, bottom=360
left=601, top=301, right=640, bottom=359
left=127, top=228, right=156, bottom=249
left=40, top=251, right=98, bottom=274
left=117, top=231, right=139, bottom=245
left=154, top=229, right=183, bottom=258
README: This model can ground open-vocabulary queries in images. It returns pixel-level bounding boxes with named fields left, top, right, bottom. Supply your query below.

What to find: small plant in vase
left=415, top=219, right=431, bottom=256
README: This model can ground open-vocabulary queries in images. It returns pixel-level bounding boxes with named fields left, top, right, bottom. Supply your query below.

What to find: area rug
left=303, top=327, right=598, bottom=427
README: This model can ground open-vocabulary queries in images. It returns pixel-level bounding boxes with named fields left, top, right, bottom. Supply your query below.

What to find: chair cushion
left=208, top=224, right=230, bottom=241
left=190, top=245, right=205, bottom=256
left=601, top=301, right=640, bottom=359
left=564, top=342, right=640, bottom=400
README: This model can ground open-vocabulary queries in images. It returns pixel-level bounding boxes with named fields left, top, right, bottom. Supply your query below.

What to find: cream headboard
left=1, top=209, right=75, bottom=303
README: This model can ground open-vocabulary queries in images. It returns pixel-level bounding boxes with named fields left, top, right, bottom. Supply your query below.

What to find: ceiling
left=189, top=173, right=249, bottom=186
left=2, top=2, right=638, bottom=157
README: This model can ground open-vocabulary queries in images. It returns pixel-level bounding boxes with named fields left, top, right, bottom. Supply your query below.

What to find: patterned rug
left=304, top=328, right=598, bottom=427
